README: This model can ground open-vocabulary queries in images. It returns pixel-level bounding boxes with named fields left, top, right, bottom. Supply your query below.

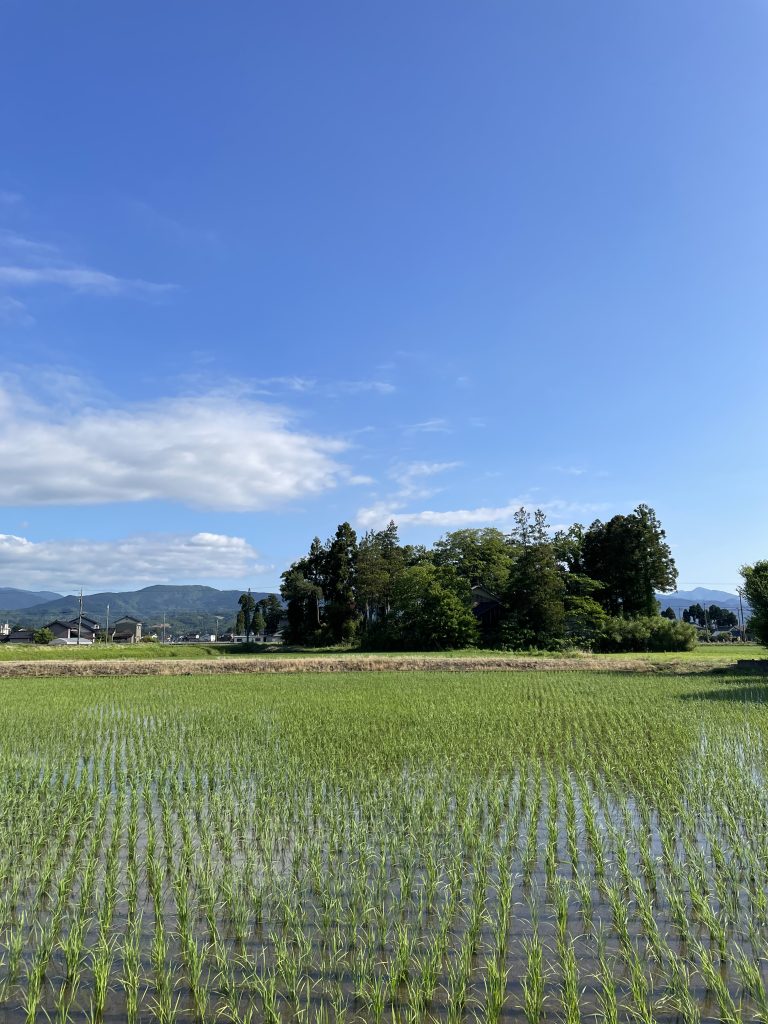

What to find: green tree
left=323, top=522, right=359, bottom=643
left=257, top=594, right=283, bottom=635
left=684, top=603, right=706, bottom=626
left=33, top=627, right=53, bottom=645
left=379, top=564, right=478, bottom=650
left=357, top=521, right=405, bottom=627
left=251, top=607, right=266, bottom=638
left=238, top=589, right=256, bottom=643
left=581, top=505, right=677, bottom=617
left=502, top=510, right=565, bottom=649
left=431, top=528, right=512, bottom=595
left=661, top=607, right=677, bottom=621
left=706, top=604, right=737, bottom=629
left=741, top=561, right=768, bottom=645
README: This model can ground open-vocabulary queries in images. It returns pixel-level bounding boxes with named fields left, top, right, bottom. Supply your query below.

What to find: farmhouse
left=107, top=616, right=142, bottom=643
left=45, top=619, right=99, bottom=643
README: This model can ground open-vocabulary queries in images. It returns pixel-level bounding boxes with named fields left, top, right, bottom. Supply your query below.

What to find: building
left=108, top=616, right=142, bottom=643
left=45, top=619, right=99, bottom=643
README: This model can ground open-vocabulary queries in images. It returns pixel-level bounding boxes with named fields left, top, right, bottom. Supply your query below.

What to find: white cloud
left=0, top=296, right=34, bottom=326
left=0, top=381, right=354, bottom=510
left=357, top=498, right=607, bottom=531
left=389, top=460, right=462, bottom=499
left=0, top=531, right=269, bottom=591
left=405, top=418, right=451, bottom=433
left=255, top=377, right=395, bottom=397
left=0, top=265, right=173, bottom=296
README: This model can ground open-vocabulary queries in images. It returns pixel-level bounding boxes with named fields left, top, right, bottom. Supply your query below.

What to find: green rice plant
left=521, top=931, right=545, bottom=1023
left=595, top=934, right=618, bottom=1024
left=693, top=939, right=741, bottom=1024
left=732, top=945, right=768, bottom=1021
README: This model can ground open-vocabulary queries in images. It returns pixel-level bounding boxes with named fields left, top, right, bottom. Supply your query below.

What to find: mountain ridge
left=0, top=584, right=275, bottom=632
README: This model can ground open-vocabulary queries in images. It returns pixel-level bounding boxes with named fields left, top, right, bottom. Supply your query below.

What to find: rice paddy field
left=2, top=667, right=768, bottom=1024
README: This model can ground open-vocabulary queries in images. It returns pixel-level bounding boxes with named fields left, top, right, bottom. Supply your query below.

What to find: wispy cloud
left=405, top=418, right=451, bottom=434
left=390, top=460, right=462, bottom=498
left=0, top=531, right=270, bottom=591
left=0, top=379, right=359, bottom=511
left=357, top=498, right=608, bottom=531
left=0, top=221, right=174, bottom=305
left=253, top=377, right=395, bottom=397
left=0, top=296, right=34, bottom=327
left=0, top=191, right=22, bottom=206
left=0, top=265, right=174, bottom=296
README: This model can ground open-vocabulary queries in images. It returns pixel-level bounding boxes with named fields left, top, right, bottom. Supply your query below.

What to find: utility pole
left=105, top=603, right=110, bottom=645
left=77, top=588, right=83, bottom=646
left=214, top=615, right=223, bottom=640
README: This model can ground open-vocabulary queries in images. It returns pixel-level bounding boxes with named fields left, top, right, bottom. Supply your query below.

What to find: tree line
left=278, top=504, right=697, bottom=652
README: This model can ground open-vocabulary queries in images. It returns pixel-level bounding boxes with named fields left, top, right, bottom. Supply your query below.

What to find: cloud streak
left=0, top=531, right=269, bottom=591
left=0, top=265, right=173, bottom=296
left=357, top=498, right=608, bottom=531
left=0, top=381, right=354, bottom=510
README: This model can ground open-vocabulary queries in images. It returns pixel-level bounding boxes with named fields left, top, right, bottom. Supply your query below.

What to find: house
left=4, top=628, right=35, bottom=643
left=471, top=584, right=504, bottom=631
left=108, top=616, right=142, bottom=643
left=45, top=619, right=99, bottom=643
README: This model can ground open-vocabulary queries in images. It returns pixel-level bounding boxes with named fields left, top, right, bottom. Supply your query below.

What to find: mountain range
left=0, top=585, right=273, bottom=633
left=0, top=587, right=65, bottom=610
left=655, top=587, right=750, bottom=620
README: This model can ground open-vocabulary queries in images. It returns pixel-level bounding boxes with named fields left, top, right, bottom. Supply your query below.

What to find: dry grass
left=1, top=652, right=764, bottom=677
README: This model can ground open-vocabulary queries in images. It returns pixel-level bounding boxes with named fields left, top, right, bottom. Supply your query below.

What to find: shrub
left=595, top=616, right=697, bottom=653
left=33, top=627, right=53, bottom=645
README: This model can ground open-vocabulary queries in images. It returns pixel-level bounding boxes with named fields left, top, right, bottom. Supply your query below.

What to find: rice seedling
left=0, top=667, right=764, bottom=1022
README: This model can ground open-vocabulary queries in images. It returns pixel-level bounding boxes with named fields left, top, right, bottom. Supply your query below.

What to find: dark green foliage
left=581, top=505, right=677, bottom=618
left=33, top=627, right=53, bottom=645
left=501, top=510, right=565, bottom=649
left=257, top=594, right=283, bottom=634
left=661, top=607, right=677, bottom=620
left=563, top=595, right=608, bottom=645
left=706, top=605, right=738, bottom=629
left=595, top=616, right=697, bottom=652
left=683, top=603, right=706, bottom=626
left=741, top=561, right=768, bottom=646
left=251, top=607, right=266, bottom=637
left=431, top=528, right=512, bottom=594
left=363, top=564, right=478, bottom=650
left=238, top=590, right=256, bottom=642
left=323, top=522, right=359, bottom=642
left=357, top=521, right=407, bottom=627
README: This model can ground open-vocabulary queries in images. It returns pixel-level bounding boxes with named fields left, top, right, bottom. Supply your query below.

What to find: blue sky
left=0, top=0, right=766, bottom=595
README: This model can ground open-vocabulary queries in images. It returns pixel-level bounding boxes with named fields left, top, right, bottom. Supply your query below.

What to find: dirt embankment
left=0, top=654, right=759, bottom=677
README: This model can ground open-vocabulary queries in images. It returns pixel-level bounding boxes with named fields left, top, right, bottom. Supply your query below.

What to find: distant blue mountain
left=0, top=587, right=63, bottom=610
left=656, top=587, right=750, bottom=619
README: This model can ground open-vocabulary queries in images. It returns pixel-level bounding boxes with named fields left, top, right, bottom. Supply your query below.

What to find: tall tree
left=741, top=561, right=768, bottom=645
left=280, top=538, right=326, bottom=644
left=581, top=505, right=677, bottom=617
left=503, top=509, right=566, bottom=649
left=357, top=521, right=405, bottom=626
left=257, top=594, right=283, bottom=635
left=238, top=589, right=256, bottom=642
left=431, top=527, right=512, bottom=594
left=382, top=564, right=478, bottom=650
left=323, top=522, right=359, bottom=642
left=706, top=604, right=737, bottom=629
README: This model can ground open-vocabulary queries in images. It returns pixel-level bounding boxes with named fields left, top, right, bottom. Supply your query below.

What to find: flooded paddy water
left=0, top=668, right=767, bottom=1023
